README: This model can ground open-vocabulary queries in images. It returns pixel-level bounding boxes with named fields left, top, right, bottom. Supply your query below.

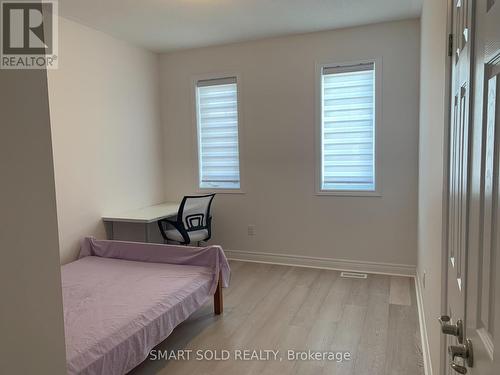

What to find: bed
left=62, top=237, right=230, bottom=375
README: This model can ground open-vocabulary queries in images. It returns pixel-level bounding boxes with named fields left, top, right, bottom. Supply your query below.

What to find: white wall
left=48, top=18, right=165, bottom=263
left=417, top=0, right=449, bottom=374
left=0, top=70, right=67, bottom=373
left=160, top=19, right=420, bottom=267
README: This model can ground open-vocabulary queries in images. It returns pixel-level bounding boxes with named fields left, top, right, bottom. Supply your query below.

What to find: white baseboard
left=415, top=272, right=433, bottom=375
left=224, top=249, right=416, bottom=277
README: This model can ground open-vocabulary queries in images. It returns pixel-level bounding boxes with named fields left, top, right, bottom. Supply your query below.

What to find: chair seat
left=164, top=228, right=209, bottom=243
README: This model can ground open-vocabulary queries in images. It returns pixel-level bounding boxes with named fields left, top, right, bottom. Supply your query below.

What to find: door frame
left=440, top=0, right=464, bottom=373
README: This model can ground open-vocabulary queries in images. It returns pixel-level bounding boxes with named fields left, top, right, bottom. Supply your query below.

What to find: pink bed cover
left=62, top=237, right=230, bottom=375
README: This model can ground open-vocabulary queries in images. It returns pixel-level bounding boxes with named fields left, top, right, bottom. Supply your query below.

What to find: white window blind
left=196, top=77, right=241, bottom=190
left=320, top=63, right=376, bottom=191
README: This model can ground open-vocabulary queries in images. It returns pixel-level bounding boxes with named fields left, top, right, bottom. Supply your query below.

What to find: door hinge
left=448, top=34, right=453, bottom=57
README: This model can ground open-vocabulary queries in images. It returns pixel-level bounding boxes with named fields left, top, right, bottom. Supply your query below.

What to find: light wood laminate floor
left=130, top=261, right=424, bottom=375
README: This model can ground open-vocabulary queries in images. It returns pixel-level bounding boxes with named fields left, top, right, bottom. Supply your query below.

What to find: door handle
left=448, top=339, right=474, bottom=374
left=439, top=315, right=464, bottom=343
left=450, top=362, right=467, bottom=374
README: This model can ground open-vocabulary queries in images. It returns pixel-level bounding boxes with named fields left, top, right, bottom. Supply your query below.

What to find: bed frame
left=214, top=271, right=223, bottom=315
left=67, top=237, right=229, bottom=375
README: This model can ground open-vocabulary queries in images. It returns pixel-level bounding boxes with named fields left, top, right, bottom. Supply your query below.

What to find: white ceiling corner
left=58, top=0, right=423, bottom=52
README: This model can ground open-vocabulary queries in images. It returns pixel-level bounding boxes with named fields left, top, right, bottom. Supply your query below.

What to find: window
left=319, top=61, right=378, bottom=193
left=195, top=77, right=241, bottom=190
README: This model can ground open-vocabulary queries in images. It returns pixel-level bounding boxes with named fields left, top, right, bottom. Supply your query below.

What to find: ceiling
left=59, top=0, right=422, bottom=53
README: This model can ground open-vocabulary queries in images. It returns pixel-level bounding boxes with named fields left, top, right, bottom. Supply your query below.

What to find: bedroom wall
left=159, top=19, right=420, bottom=268
left=48, top=17, right=164, bottom=264
left=417, top=0, right=449, bottom=374
left=0, top=69, right=67, bottom=373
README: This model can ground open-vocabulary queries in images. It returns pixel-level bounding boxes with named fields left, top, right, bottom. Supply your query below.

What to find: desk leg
left=111, top=221, right=115, bottom=240
left=145, top=223, right=149, bottom=243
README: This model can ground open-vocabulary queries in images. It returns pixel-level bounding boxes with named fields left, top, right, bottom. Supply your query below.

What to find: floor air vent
left=340, top=271, right=368, bottom=279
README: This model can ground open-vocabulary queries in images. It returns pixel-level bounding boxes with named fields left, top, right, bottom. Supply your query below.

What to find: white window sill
left=315, top=190, right=382, bottom=197
left=197, top=188, right=245, bottom=195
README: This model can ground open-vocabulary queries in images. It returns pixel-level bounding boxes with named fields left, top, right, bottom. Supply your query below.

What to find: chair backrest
left=177, top=194, right=215, bottom=232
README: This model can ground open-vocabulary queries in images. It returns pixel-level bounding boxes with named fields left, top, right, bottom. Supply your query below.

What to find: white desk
left=103, top=202, right=180, bottom=242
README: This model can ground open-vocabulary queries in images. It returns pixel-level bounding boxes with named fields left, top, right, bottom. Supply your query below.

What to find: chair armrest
left=206, top=215, right=213, bottom=241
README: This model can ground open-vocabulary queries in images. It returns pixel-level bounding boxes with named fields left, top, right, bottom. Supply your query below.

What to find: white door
left=442, top=0, right=500, bottom=374
left=464, top=0, right=500, bottom=374
left=443, top=0, right=473, bottom=372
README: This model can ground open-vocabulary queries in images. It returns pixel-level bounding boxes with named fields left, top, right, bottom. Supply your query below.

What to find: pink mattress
left=62, top=255, right=215, bottom=375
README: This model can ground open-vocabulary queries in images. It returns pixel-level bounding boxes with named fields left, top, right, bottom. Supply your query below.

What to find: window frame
left=192, top=72, right=245, bottom=194
left=315, top=58, right=383, bottom=197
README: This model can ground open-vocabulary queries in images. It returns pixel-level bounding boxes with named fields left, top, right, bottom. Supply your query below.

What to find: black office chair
left=157, top=194, right=215, bottom=245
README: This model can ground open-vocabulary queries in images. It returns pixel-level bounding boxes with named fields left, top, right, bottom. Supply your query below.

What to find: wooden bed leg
left=214, top=271, right=223, bottom=315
